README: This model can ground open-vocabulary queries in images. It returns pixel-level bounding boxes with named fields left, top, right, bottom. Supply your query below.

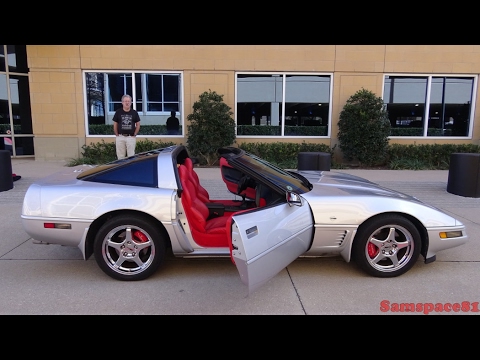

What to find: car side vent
left=334, top=231, right=348, bottom=246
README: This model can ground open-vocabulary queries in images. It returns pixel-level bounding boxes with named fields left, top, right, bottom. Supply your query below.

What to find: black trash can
left=0, top=150, right=13, bottom=192
left=297, top=152, right=331, bottom=171
left=447, top=153, right=480, bottom=198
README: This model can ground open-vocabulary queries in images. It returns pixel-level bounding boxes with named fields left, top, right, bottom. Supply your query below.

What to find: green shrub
left=386, top=143, right=480, bottom=170
left=237, top=125, right=327, bottom=136
left=88, top=124, right=182, bottom=135
left=338, top=88, right=391, bottom=166
left=79, top=140, right=116, bottom=164
left=388, top=158, right=430, bottom=170
left=0, top=124, right=21, bottom=133
left=390, top=128, right=453, bottom=136
left=239, top=142, right=335, bottom=169
left=237, top=125, right=280, bottom=136
left=67, top=139, right=176, bottom=166
left=67, top=139, right=480, bottom=171
left=186, top=90, right=236, bottom=166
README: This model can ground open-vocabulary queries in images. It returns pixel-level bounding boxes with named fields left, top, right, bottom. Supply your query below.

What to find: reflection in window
left=0, top=46, right=5, bottom=72
left=428, top=77, right=473, bottom=136
left=384, top=75, right=476, bottom=137
left=236, top=73, right=331, bottom=137
left=0, top=74, right=8, bottom=124
left=108, top=73, right=133, bottom=112
left=284, top=75, right=330, bottom=136
left=84, top=71, right=183, bottom=136
left=145, top=74, right=163, bottom=111
left=0, top=45, right=34, bottom=156
left=7, top=45, right=28, bottom=73
left=10, top=75, right=34, bottom=135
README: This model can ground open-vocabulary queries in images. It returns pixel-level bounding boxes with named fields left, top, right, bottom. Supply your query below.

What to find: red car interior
left=178, top=156, right=270, bottom=248
left=219, top=157, right=256, bottom=200
left=178, top=164, right=234, bottom=248
left=183, top=158, right=210, bottom=202
left=183, top=157, right=240, bottom=207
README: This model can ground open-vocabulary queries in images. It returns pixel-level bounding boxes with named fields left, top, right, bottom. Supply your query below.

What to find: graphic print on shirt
left=120, top=114, right=134, bottom=132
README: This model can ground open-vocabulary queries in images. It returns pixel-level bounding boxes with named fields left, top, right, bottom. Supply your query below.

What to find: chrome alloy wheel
left=365, top=224, right=414, bottom=273
left=352, top=214, right=421, bottom=277
left=101, top=224, right=156, bottom=276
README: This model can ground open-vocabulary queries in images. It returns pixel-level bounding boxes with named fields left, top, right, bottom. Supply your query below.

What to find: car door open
left=230, top=200, right=314, bottom=294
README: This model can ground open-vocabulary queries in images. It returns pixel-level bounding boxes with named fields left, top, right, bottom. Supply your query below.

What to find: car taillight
left=44, top=223, right=71, bottom=229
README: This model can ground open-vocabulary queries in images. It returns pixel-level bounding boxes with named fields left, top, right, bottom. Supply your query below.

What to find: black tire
left=93, top=214, right=166, bottom=281
left=352, top=214, right=421, bottom=278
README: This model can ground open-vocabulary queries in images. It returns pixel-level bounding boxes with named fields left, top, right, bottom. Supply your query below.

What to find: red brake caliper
left=133, top=230, right=148, bottom=243
left=367, top=242, right=379, bottom=258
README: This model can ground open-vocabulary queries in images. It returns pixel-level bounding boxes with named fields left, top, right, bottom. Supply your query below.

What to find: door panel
left=231, top=202, right=314, bottom=293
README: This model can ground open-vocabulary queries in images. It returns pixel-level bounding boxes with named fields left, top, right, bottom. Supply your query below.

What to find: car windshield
left=237, top=152, right=311, bottom=194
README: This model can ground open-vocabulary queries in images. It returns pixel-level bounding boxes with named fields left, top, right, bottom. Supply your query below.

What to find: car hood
left=297, top=170, right=460, bottom=227
left=298, top=170, right=420, bottom=201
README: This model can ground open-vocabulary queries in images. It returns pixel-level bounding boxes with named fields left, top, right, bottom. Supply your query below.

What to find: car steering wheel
left=237, top=175, right=249, bottom=195
left=255, top=184, right=262, bottom=207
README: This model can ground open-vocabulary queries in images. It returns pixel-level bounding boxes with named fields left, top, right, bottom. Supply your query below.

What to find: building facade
left=1, top=45, right=479, bottom=162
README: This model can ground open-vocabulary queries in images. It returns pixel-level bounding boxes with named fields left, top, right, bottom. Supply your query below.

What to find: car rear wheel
left=352, top=214, right=421, bottom=278
left=94, top=214, right=166, bottom=281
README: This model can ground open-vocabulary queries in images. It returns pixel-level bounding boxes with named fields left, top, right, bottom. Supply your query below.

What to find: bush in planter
left=338, top=88, right=391, bottom=167
left=186, top=90, right=236, bottom=166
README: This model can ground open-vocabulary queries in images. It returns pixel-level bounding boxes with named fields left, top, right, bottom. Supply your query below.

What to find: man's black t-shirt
left=113, top=108, right=141, bottom=135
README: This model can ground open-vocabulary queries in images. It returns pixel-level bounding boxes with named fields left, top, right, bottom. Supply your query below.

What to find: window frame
left=382, top=73, right=478, bottom=139
left=235, top=71, right=333, bottom=138
left=0, top=45, right=34, bottom=157
left=83, top=70, right=184, bottom=137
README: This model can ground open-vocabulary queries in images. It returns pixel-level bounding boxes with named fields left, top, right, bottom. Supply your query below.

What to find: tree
left=337, top=88, right=391, bottom=166
left=186, top=90, right=236, bottom=165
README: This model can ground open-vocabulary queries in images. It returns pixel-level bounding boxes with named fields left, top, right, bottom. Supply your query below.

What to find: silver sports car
left=21, top=145, right=468, bottom=293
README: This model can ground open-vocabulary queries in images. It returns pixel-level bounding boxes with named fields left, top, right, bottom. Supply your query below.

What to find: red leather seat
left=184, top=157, right=240, bottom=207
left=183, top=157, right=211, bottom=203
left=178, top=165, right=232, bottom=248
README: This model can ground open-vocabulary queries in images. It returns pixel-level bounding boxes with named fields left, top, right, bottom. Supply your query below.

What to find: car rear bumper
left=21, top=215, right=90, bottom=249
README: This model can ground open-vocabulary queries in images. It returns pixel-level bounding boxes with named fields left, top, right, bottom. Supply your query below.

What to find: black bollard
left=297, top=152, right=331, bottom=171
left=447, top=153, right=480, bottom=198
left=0, top=150, right=13, bottom=192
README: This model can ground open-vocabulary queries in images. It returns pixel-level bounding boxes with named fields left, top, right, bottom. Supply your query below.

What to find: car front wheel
left=352, top=214, right=421, bottom=278
left=94, top=214, right=166, bottom=281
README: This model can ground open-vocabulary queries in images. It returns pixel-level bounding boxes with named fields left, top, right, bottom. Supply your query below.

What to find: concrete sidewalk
left=1, top=158, right=479, bottom=314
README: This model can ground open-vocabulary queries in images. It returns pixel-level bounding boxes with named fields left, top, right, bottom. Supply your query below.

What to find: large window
left=84, top=71, right=183, bottom=136
left=236, top=73, right=332, bottom=137
left=383, top=75, right=477, bottom=137
left=0, top=45, right=34, bottom=157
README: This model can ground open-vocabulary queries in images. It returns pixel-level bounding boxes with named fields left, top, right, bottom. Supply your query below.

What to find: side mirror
left=286, top=191, right=302, bottom=206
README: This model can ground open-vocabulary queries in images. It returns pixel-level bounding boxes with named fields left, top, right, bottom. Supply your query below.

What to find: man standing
left=113, top=94, right=141, bottom=159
